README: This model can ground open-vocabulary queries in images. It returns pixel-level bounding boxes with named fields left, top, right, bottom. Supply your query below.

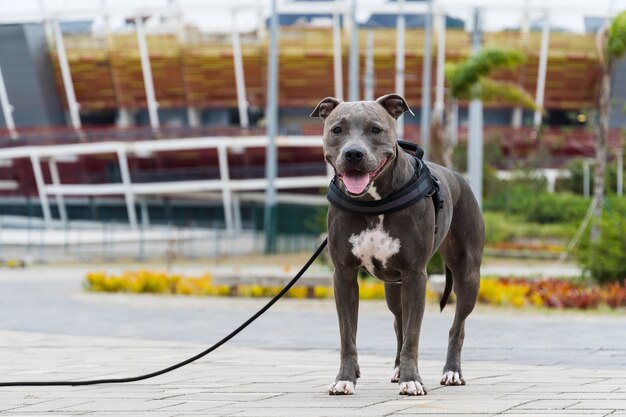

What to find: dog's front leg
left=398, top=268, right=428, bottom=396
left=328, top=266, right=360, bottom=395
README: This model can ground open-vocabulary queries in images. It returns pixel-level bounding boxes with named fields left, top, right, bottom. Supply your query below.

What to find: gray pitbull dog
left=311, top=93, right=484, bottom=396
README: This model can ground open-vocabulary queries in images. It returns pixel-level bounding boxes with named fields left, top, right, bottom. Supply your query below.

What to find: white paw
left=328, top=380, right=355, bottom=395
left=399, top=380, right=426, bottom=396
left=440, top=370, right=465, bottom=386
left=390, top=366, right=400, bottom=383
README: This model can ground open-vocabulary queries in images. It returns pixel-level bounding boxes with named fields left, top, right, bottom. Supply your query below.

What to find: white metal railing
left=0, top=135, right=331, bottom=231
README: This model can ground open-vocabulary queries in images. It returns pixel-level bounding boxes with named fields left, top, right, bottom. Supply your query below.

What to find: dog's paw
left=328, top=380, right=355, bottom=395
left=399, top=381, right=427, bottom=396
left=440, top=370, right=465, bottom=386
left=390, top=366, right=400, bottom=383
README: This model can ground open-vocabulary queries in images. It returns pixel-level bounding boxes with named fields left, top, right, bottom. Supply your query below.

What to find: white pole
left=618, top=150, right=623, bottom=196
left=232, top=193, right=242, bottom=232
left=135, top=14, right=160, bottom=130
left=420, top=0, right=433, bottom=158
left=333, top=11, right=344, bottom=101
left=264, top=0, right=279, bottom=253
left=117, top=148, right=138, bottom=229
left=348, top=0, right=359, bottom=102
left=364, top=29, right=375, bottom=101
left=218, top=144, right=234, bottom=232
left=52, top=20, right=81, bottom=130
left=512, top=0, right=530, bottom=128
left=0, top=63, right=17, bottom=139
left=140, top=199, right=150, bottom=228
left=30, top=154, right=53, bottom=227
left=48, top=159, right=68, bottom=224
left=583, top=159, right=590, bottom=198
left=450, top=100, right=458, bottom=145
left=395, top=0, right=406, bottom=140
left=231, top=11, right=249, bottom=129
left=434, top=8, right=446, bottom=121
left=468, top=8, right=483, bottom=209
left=534, top=12, right=550, bottom=127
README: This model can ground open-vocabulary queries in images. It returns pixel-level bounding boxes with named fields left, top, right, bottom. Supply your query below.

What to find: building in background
left=0, top=4, right=624, bottom=231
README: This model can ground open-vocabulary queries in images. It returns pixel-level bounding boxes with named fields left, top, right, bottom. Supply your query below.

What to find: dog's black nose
left=344, top=148, right=365, bottom=162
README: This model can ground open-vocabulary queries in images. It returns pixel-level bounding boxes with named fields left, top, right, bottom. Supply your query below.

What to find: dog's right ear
left=376, top=93, right=414, bottom=119
left=310, top=97, right=343, bottom=121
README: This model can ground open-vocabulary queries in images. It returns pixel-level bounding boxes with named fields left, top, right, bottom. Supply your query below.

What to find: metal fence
left=0, top=216, right=320, bottom=264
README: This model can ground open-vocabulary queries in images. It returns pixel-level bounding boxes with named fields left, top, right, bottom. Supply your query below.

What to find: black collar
left=327, top=150, right=442, bottom=217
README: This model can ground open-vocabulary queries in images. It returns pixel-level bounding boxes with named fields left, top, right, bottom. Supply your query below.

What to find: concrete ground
left=1, top=263, right=626, bottom=416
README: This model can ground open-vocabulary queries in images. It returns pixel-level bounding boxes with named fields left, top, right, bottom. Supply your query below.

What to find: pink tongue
left=343, top=172, right=370, bottom=194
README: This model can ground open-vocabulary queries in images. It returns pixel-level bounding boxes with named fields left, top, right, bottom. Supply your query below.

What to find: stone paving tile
left=557, top=392, right=626, bottom=400
left=154, top=400, right=237, bottom=412
left=566, top=399, right=626, bottom=409
left=5, top=413, right=185, bottom=417
left=1, top=399, right=95, bottom=413
left=56, top=399, right=189, bottom=412
left=502, top=411, right=612, bottom=417
left=513, top=399, right=581, bottom=410
left=392, top=399, right=525, bottom=414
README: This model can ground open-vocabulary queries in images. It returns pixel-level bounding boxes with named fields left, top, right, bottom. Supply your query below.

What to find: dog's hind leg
left=438, top=185, right=484, bottom=386
left=384, top=282, right=403, bottom=383
left=438, top=261, right=480, bottom=386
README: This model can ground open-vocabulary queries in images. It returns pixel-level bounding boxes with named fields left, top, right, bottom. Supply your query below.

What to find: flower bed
left=479, top=277, right=626, bottom=309
left=85, top=271, right=626, bottom=310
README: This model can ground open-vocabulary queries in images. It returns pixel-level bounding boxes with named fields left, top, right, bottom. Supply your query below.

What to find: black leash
left=0, top=238, right=328, bottom=387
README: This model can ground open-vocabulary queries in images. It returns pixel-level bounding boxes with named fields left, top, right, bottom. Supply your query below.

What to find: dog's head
left=311, top=94, right=413, bottom=197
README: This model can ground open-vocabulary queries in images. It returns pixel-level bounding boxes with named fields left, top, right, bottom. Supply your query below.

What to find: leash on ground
left=554, top=196, right=598, bottom=265
left=0, top=238, right=328, bottom=387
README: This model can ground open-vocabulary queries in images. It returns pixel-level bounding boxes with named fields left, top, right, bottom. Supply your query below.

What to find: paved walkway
left=1, top=265, right=626, bottom=416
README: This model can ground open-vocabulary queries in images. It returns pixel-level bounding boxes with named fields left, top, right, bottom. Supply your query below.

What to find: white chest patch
left=348, top=188, right=401, bottom=273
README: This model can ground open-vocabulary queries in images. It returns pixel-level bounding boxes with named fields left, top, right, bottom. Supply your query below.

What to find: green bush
left=483, top=211, right=576, bottom=244
left=484, top=212, right=517, bottom=243
left=560, top=158, right=625, bottom=195
left=427, top=251, right=444, bottom=275
left=485, top=184, right=589, bottom=224
left=578, top=208, right=626, bottom=284
left=524, top=192, right=589, bottom=224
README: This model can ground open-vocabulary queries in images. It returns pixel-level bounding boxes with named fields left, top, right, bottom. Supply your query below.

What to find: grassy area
left=483, top=211, right=576, bottom=245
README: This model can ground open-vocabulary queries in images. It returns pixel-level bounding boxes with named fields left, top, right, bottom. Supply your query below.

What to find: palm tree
left=592, top=11, right=626, bottom=242
left=431, top=48, right=538, bottom=168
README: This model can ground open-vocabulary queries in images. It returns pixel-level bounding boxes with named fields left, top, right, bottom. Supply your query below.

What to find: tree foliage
left=445, top=48, right=526, bottom=99
left=478, top=79, right=538, bottom=110
left=579, top=205, right=626, bottom=284
left=444, top=48, right=538, bottom=111
left=607, top=11, right=626, bottom=59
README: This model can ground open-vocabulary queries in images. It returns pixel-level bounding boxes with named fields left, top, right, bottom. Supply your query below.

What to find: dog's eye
left=332, top=126, right=342, bottom=134
left=372, top=127, right=382, bottom=134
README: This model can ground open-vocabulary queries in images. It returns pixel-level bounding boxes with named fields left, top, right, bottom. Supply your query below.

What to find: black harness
left=326, top=140, right=444, bottom=233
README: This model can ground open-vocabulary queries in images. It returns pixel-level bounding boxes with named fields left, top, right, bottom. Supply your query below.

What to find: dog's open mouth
left=338, top=157, right=388, bottom=196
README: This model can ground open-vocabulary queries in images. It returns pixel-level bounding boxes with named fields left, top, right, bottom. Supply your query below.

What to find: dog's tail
left=439, top=265, right=453, bottom=312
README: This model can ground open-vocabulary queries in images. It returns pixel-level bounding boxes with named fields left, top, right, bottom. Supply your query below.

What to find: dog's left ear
left=310, top=97, right=343, bottom=121
left=376, top=94, right=415, bottom=119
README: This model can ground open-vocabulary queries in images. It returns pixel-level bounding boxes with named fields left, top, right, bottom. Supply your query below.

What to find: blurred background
left=0, top=0, right=625, bottom=273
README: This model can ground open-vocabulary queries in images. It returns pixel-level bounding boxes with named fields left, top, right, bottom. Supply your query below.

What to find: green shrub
left=483, top=212, right=518, bottom=243
left=560, top=158, right=625, bottom=195
left=484, top=184, right=536, bottom=215
left=524, top=192, right=589, bottom=224
left=578, top=212, right=626, bottom=284
left=485, top=184, right=589, bottom=224
left=427, top=251, right=444, bottom=275
left=483, top=211, right=576, bottom=244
